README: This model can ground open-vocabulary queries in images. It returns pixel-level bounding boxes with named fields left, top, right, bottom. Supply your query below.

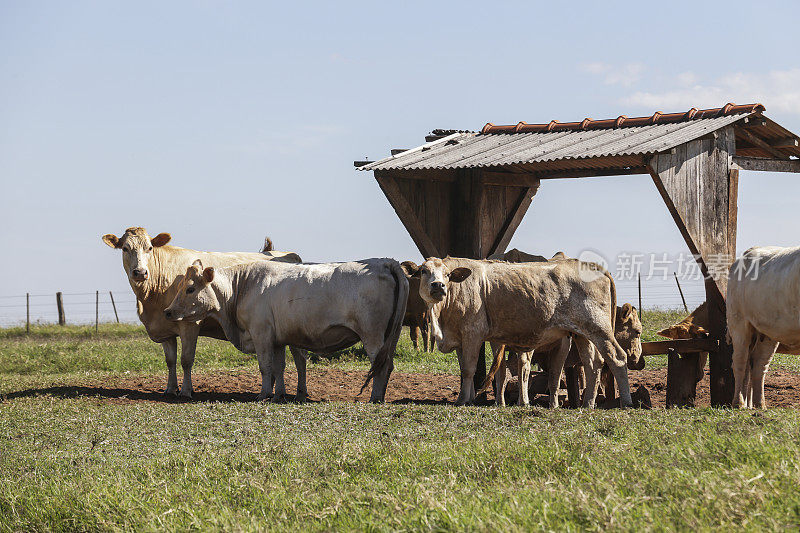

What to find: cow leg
left=586, top=332, right=633, bottom=408
left=750, top=337, right=778, bottom=409
left=517, top=351, right=533, bottom=407
left=421, top=321, right=429, bottom=352
left=178, top=323, right=199, bottom=399
left=289, top=346, right=308, bottom=402
left=546, top=338, right=571, bottom=408
left=574, top=338, right=601, bottom=408
left=361, top=333, right=393, bottom=403
left=565, top=367, right=580, bottom=409
left=745, top=361, right=753, bottom=408
left=494, top=351, right=508, bottom=407
left=729, top=323, right=753, bottom=408
left=455, top=336, right=484, bottom=406
left=252, top=331, right=276, bottom=401
left=410, top=325, right=420, bottom=350
left=271, top=345, right=288, bottom=403
left=162, top=337, right=179, bottom=396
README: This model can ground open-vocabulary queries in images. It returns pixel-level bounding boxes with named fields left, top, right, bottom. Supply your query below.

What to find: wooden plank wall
left=648, top=125, right=737, bottom=405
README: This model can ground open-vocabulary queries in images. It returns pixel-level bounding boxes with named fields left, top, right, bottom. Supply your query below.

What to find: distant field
left=1, top=311, right=800, bottom=531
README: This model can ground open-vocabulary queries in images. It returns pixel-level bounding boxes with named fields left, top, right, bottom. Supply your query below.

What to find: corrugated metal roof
left=360, top=113, right=750, bottom=171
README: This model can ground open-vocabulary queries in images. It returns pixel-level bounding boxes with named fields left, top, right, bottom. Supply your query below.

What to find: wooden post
left=26, top=293, right=30, bottom=334
left=109, top=291, right=119, bottom=323
left=674, top=272, right=688, bottom=312
left=638, top=273, right=643, bottom=320
left=648, top=126, right=738, bottom=406
left=95, top=290, right=99, bottom=333
left=56, top=292, right=65, bottom=326
left=666, top=348, right=700, bottom=407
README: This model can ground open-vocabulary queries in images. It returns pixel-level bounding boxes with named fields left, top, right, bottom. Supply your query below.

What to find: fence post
left=26, top=293, right=30, bottom=334
left=674, top=272, right=688, bottom=312
left=109, top=291, right=119, bottom=323
left=637, top=273, right=643, bottom=320
left=95, top=290, right=99, bottom=333
left=56, top=292, right=65, bottom=326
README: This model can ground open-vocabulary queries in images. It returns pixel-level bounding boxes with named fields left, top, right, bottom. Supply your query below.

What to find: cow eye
left=147, top=246, right=153, bottom=252
left=186, top=287, right=195, bottom=294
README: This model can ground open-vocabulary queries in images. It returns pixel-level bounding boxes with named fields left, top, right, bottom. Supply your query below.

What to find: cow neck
left=130, top=246, right=172, bottom=301
left=209, top=267, right=246, bottom=352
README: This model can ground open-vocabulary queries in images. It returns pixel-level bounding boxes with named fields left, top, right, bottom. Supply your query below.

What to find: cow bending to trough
left=164, top=258, right=409, bottom=402
left=409, top=256, right=635, bottom=407
left=102, top=227, right=306, bottom=399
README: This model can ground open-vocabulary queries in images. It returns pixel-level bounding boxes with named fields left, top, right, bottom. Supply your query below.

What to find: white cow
left=727, top=245, right=800, bottom=408
left=164, top=258, right=409, bottom=402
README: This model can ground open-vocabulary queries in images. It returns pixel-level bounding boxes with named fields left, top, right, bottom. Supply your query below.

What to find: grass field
left=2, top=313, right=800, bottom=531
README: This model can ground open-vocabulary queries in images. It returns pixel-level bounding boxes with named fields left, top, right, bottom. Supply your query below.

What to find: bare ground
left=4, top=367, right=800, bottom=408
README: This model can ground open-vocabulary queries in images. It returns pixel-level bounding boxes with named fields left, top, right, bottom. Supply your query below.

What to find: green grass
left=1, top=312, right=800, bottom=531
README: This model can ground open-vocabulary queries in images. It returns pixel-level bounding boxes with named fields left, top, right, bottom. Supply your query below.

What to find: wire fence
left=0, top=291, right=140, bottom=328
left=0, top=273, right=707, bottom=329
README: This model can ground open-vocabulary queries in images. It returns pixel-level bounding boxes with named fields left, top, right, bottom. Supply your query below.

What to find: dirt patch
left=4, top=368, right=800, bottom=408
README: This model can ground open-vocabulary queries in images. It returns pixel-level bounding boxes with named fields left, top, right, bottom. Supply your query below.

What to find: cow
left=163, top=258, right=409, bottom=403
left=727, top=246, right=800, bottom=408
left=400, top=261, right=430, bottom=351
left=102, top=227, right=307, bottom=400
left=409, top=256, right=634, bottom=407
left=487, top=248, right=548, bottom=263
left=486, top=303, right=643, bottom=407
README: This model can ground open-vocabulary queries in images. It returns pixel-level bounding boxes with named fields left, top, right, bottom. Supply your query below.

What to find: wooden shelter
left=356, top=103, right=800, bottom=406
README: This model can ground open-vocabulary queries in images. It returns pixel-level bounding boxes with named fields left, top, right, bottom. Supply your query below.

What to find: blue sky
left=2, top=1, right=799, bottom=321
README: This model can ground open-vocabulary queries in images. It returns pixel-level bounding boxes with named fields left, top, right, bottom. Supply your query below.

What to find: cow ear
left=191, top=259, right=203, bottom=270
left=620, top=303, right=634, bottom=320
left=151, top=233, right=171, bottom=247
left=448, top=267, right=471, bottom=283
left=102, top=234, right=121, bottom=248
left=202, top=267, right=215, bottom=283
left=400, top=261, right=419, bottom=277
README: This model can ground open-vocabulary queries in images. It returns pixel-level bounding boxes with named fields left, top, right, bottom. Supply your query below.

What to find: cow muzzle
left=429, top=282, right=446, bottom=300
left=164, top=309, right=183, bottom=321
left=131, top=268, right=149, bottom=282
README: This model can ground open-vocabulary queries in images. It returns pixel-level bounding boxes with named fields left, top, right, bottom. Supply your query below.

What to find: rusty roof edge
left=481, top=103, right=765, bottom=135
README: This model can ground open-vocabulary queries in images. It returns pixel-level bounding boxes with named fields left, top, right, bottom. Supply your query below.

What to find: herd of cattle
left=102, top=227, right=800, bottom=409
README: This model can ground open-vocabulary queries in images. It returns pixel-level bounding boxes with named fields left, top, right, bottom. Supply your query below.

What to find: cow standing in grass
left=409, top=256, right=634, bottom=407
left=102, top=227, right=307, bottom=400
left=727, top=246, right=800, bottom=408
left=164, top=258, right=409, bottom=402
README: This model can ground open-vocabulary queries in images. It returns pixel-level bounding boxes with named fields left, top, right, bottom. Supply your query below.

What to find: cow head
left=410, top=258, right=471, bottom=304
left=102, top=227, right=171, bottom=284
left=164, top=260, right=219, bottom=322
left=615, top=303, right=645, bottom=370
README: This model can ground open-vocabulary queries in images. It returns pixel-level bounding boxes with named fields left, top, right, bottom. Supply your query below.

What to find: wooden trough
left=357, top=104, right=800, bottom=406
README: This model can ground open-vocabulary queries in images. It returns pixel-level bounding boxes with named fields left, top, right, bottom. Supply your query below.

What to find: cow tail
left=478, top=344, right=505, bottom=394
left=360, top=261, right=409, bottom=394
left=605, top=270, right=617, bottom=331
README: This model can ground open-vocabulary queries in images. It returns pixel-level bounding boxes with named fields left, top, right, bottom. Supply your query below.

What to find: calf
left=410, top=257, right=634, bottom=407
left=486, top=303, right=643, bottom=407
left=400, top=261, right=430, bottom=351
left=164, top=258, right=408, bottom=402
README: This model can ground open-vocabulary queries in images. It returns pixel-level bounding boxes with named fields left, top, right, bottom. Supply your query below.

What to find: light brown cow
left=102, top=227, right=306, bottom=399
left=488, top=303, right=643, bottom=407
left=411, top=256, right=634, bottom=407
left=400, top=261, right=430, bottom=351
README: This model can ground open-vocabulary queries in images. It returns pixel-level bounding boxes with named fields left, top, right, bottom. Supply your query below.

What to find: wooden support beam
left=732, top=156, right=800, bottom=173
left=641, top=338, right=718, bottom=356
left=488, top=185, right=538, bottom=256
left=648, top=126, right=737, bottom=406
left=534, top=166, right=650, bottom=180
left=768, top=138, right=799, bottom=149
left=735, top=126, right=790, bottom=160
left=375, top=175, right=441, bottom=258
left=481, top=171, right=542, bottom=187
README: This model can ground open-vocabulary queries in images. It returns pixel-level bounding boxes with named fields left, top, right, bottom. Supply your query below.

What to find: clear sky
left=2, top=1, right=799, bottom=322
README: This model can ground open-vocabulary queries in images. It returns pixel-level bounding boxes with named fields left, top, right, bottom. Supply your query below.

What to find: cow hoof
left=164, top=388, right=178, bottom=397
left=271, top=395, right=287, bottom=404
left=294, top=393, right=308, bottom=403
left=179, top=391, right=193, bottom=400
